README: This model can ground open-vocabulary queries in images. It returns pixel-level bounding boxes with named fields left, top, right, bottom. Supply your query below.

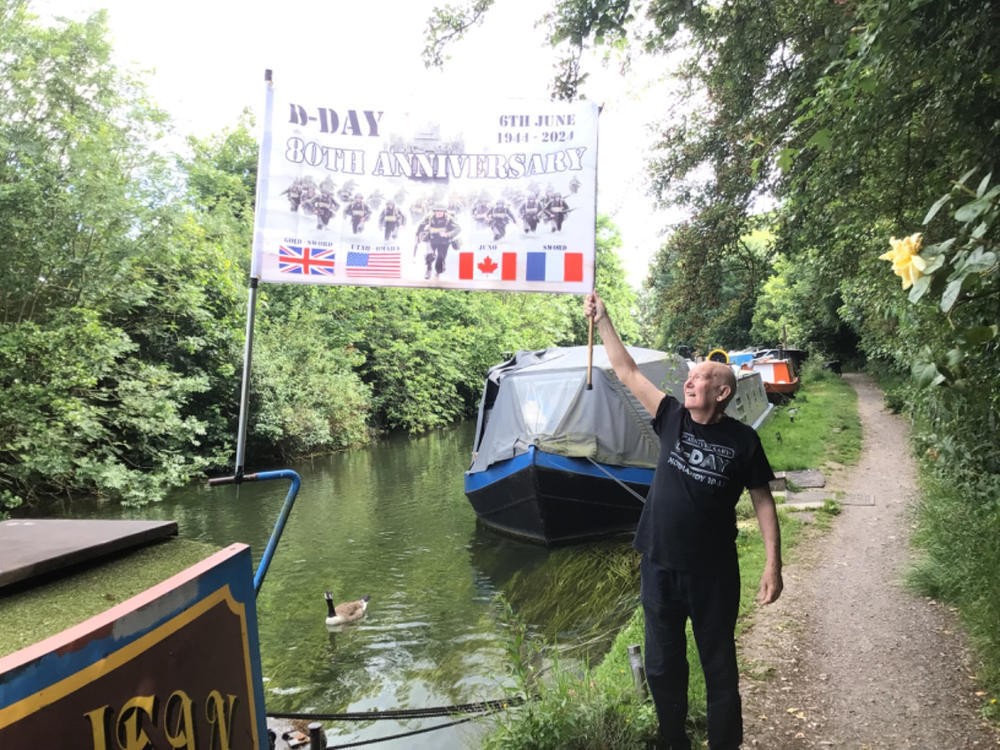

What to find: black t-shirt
left=633, top=395, right=775, bottom=571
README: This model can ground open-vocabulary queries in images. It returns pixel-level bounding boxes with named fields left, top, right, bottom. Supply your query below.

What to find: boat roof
left=485, top=345, right=671, bottom=382
left=470, top=346, right=689, bottom=475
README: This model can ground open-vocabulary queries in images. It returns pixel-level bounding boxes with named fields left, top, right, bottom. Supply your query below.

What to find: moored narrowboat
left=464, top=346, right=773, bottom=545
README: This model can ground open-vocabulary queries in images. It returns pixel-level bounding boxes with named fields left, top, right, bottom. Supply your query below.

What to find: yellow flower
left=879, top=233, right=925, bottom=290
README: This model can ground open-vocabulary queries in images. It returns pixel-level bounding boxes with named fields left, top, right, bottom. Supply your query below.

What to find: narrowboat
left=464, top=346, right=773, bottom=545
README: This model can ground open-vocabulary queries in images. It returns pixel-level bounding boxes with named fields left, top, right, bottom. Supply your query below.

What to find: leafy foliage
left=0, top=7, right=227, bottom=510
left=648, top=216, right=773, bottom=353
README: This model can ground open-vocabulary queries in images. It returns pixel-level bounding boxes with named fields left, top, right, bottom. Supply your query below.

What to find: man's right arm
left=584, top=292, right=665, bottom=415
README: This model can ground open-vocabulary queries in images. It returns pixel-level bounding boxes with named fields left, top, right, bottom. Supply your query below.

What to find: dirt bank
left=740, top=373, right=1000, bottom=749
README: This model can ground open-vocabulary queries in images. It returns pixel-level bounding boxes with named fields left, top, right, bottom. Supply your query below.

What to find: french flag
left=525, top=252, right=584, bottom=283
left=458, top=251, right=518, bottom=281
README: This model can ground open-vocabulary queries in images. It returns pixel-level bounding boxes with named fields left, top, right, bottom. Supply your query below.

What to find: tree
left=0, top=6, right=239, bottom=511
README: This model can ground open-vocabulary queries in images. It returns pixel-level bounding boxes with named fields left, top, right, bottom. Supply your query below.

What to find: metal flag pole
left=233, top=69, right=275, bottom=478
left=233, top=277, right=259, bottom=479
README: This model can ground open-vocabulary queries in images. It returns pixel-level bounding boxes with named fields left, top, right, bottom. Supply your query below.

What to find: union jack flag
left=278, top=245, right=336, bottom=276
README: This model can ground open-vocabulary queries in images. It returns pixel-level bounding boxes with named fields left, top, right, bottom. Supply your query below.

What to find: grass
left=0, top=538, right=218, bottom=658
left=757, top=363, right=861, bottom=472
left=477, top=364, right=860, bottom=748
left=906, top=472, right=1000, bottom=723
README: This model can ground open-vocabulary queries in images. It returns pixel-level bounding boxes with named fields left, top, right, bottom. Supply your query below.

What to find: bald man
left=585, top=292, right=782, bottom=750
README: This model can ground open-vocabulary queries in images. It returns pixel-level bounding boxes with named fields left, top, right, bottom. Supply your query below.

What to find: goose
left=324, top=591, right=370, bottom=626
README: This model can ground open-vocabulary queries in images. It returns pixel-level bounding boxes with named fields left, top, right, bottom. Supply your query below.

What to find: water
left=42, top=421, right=640, bottom=747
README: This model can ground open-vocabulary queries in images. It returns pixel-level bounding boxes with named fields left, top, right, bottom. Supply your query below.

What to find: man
left=584, top=291, right=782, bottom=750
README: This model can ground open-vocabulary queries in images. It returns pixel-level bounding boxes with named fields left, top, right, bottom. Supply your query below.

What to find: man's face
left=684, top=363, right=728, bottom=413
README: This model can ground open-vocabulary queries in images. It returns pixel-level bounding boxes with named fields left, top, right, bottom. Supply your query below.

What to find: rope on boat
left=320, top=716, right=480, bottom=749
left=267, top=694, right=526, bottom=722
left=268, top=696, right=529, bottom=748
left=584, top=457, right=648, bottom=504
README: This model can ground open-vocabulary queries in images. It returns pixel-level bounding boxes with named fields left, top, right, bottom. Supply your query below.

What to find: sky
left=32, top=0, right=688, bottom=288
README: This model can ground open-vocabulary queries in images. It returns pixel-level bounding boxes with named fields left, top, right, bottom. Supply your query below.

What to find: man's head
left=683, top=361, right=737, bottom=421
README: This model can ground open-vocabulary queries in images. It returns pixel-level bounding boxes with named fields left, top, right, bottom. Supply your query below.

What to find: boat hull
left=764, top=378, right=801, bottom=395
left=464, top=447, right=651, bottom=545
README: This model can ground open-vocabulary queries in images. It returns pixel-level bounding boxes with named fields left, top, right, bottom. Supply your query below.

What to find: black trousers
left=640, top=555, right=742, bottom=750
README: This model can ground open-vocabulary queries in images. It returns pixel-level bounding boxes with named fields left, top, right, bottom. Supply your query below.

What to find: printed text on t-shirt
left=667, top=432, right=735, bottom=487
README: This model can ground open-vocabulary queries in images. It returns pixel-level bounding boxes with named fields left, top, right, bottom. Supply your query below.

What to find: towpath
left=739, top=373, right=1000, bottom=748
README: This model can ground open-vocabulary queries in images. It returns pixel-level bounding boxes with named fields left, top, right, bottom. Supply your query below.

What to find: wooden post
left=628, top=643, right=647, bottom=699
left=586, top=316, right=594, bottom=390
left=308, top=722, right=327, bottom=749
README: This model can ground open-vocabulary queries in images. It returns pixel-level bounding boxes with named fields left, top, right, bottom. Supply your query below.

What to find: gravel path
left=739, top=373, right=1000, bottom=749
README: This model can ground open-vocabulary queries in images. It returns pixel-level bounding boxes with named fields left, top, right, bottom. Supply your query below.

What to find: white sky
left=32, top=0, right=688, bottom=288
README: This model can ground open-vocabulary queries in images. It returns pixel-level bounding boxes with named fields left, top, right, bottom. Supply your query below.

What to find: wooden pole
left=308, top=721, right=327, bottom=749
left=627, top=644, right=647, bottom=699
left=586, top=315, right=594, bottom=390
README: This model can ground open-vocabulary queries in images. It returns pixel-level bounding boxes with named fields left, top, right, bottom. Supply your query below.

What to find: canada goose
left=324, top=591, right=370, bottom=626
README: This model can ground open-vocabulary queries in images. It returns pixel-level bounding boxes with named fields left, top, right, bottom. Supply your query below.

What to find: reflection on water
left=43, top=421, right=639, bottom=747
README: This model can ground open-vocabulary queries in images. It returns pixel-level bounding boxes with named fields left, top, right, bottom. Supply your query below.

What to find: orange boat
left=743, top=357, right=800, bottom=400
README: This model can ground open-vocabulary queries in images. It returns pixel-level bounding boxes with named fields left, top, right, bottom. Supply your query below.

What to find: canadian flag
left=458, top=251, right=518, bottom=281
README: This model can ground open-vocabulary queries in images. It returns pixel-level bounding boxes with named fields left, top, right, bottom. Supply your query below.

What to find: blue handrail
left=208, top=469, right=301, bottom=596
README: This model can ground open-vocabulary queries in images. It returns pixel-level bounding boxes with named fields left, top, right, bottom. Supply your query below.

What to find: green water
left=50, top=421, right=640, bottom=747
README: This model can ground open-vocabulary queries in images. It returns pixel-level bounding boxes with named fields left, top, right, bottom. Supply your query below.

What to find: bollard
left=308, top=722, right=327, bottom=750
left=627, top=643, right=648, bottom=700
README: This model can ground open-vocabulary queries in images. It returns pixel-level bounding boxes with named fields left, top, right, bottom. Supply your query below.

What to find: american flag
left=278, top=245, right=336, bottom=276
left=345, top=250, right=401, bottom=279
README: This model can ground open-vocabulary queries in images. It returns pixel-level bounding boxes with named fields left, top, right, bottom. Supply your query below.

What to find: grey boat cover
left=468, top=346, right=690, bottom=474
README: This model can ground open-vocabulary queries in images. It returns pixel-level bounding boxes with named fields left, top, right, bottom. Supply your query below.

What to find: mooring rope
left=324, top=716, right=481, bottom=749
left=584, top=456, right=648, bottom=504
left=267, top=694, right=525, bottom=722
left=267, top=696, right=529, bottom=748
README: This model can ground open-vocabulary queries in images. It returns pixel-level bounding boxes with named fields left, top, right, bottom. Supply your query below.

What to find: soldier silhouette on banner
left=488, top=199, right=518, bottom=240
left=544, top=193, right=570, bottom=232
left=471, top=197, right=492, bottom=228
left=520, top=193, right=543, bottom=234
left=416, top=206, right=461, bottom=280
left=344, top=194, right=372, bottom=234
left=379, top=201, right=406, bottom=241
left=312, top=188, right=340, bottom=230
left=281, top=178, right=305, bottom=212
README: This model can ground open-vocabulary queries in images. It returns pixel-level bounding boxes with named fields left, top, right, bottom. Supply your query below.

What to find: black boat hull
left=464, top=447, right=652, bottom=545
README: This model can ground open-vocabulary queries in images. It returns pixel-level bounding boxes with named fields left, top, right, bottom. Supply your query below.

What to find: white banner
left=251, top=80, right=597, bottom=294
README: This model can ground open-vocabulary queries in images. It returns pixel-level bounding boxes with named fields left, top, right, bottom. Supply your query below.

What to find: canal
left=49, top=420, right=640, bottom=747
